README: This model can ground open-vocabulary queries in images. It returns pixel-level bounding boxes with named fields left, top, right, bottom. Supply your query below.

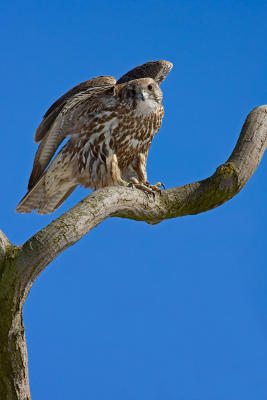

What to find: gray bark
left=0, top=105, right=266, bottom=399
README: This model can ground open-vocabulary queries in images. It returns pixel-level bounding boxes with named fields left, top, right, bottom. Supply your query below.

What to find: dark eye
left=148, top=84, right=153, bottom=91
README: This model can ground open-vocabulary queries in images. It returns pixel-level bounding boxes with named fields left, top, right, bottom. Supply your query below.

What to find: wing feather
left=35, top=76, right=116, bottom=143
left=27, top=61, right=173, bottom=191
left=117, top=60, right=173, bottom=85
left=28, top=83, right=115, bottom=189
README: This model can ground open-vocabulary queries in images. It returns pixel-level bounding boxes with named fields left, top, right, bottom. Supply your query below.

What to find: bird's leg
left=126, top=177, right=161, bottom=197
left=127, top=153, right=165, bottom=195
left=108, top=154, right=153, bottom=192
left=108, top=154, right=129, bottom=187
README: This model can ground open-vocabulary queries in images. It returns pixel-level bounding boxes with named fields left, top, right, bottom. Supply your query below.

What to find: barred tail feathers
left=16, top=174, right=77, bottom=214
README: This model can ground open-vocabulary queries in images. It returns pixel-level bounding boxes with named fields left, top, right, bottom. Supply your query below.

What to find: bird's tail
left=16, top=174, right=77, bottom=214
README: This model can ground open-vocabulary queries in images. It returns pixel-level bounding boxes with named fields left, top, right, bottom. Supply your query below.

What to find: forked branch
left=0, top=105, right=266, bottom=400
left=14, top=104, right=267, bottom=303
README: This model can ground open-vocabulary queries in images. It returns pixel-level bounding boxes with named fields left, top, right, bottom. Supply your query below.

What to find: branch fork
left=0, top=105, right=266, bottom=399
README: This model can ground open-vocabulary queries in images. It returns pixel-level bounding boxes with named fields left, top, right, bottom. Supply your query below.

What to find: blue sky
left=1, top=1, right=267, bottom=399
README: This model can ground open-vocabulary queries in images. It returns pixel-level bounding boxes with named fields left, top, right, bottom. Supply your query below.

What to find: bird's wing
left=117, top=60, right=173, bottom=85
left=28, top=82, right=115, bottom=190
left=34, top=76, right=116, bottom=143
left=28, top=61, right=173, bottom=190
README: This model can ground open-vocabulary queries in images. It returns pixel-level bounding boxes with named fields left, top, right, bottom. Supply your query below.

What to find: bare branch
left=15, top=105, right=267, bottom=303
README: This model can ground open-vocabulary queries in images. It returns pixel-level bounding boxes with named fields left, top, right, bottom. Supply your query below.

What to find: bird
left=16, top=60, right=173, bottom=214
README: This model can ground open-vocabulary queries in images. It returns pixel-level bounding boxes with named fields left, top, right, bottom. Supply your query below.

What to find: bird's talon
left=154, top=182, right=165, bottom=189
left=145, top=181, right=165, bottom=191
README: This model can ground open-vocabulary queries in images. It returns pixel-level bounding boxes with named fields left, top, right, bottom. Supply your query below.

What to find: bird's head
left=117, top=78, right=163, bottom=108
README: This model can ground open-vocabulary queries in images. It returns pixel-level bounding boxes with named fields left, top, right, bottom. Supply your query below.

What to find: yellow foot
left=118, top=179, right=131, bottom=187
left=128, top=180, right=165, bottom=197
left=145, top=181, right=165, bottom=194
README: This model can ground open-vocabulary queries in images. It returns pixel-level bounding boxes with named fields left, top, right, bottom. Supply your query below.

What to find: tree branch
left=0, top=229, right=11, bottom=262
left=15, top=105, right=267, bottom=303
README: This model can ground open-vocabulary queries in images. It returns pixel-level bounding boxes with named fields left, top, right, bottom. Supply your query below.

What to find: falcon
left=16, top=60, right=173, bottom=214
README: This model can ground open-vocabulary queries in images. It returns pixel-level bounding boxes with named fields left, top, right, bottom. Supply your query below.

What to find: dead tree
left=0, top=105, right=266, bottom=399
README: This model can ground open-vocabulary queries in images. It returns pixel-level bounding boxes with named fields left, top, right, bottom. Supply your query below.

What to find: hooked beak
left=138, top=90, right=148, bottom=101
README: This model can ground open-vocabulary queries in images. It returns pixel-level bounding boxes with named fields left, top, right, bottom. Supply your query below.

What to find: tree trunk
left=0, top=245, right=30, bottom=400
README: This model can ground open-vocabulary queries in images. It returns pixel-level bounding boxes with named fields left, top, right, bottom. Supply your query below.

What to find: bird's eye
left=148, top=84, right=153, bottom=91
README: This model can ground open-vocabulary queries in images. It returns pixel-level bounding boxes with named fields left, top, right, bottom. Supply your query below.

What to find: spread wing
left=117, top=60, right=173, bottom=85
left=33, top=61, right=172, bottom=145
left=34, top=76, right=116, bottom=143
left=28, top=82, right=115, bottom=189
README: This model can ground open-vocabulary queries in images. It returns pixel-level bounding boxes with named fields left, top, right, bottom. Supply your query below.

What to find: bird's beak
left=138, top=90, right=148, bottom=101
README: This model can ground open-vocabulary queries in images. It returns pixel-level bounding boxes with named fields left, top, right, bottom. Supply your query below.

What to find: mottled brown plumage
left=16, top=60, right=172, bottom=214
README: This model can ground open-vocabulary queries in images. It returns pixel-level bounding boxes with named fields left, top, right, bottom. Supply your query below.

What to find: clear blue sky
left=1, top=1, right=267, bottom=399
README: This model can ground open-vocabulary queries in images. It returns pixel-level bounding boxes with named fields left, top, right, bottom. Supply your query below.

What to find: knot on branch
left=213, top=162, right=239, bottom=193
left=216, top=162, right=236, bottom=178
